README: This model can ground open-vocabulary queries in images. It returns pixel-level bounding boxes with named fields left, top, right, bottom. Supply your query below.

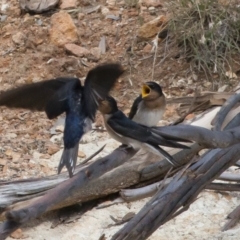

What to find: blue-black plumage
left=0, top=63, right=124, bottom=177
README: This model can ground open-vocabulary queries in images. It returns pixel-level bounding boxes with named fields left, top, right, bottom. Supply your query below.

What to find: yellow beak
left=141, top=84, right=151, bottom=98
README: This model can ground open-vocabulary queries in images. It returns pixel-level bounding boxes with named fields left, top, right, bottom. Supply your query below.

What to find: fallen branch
left=112, top=145, right=240, bottom=240
left=0, top=147, right=137, bottom=238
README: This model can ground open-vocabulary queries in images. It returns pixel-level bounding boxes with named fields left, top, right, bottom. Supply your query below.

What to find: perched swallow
left=99, top=96, right=189, bottom=166
left=0, top=63, right=124, bottom=177
left=129, top=82, right=166, bottom=127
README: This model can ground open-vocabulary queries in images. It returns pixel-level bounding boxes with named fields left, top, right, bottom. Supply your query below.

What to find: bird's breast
left=133, top=107, right=165, bottom=127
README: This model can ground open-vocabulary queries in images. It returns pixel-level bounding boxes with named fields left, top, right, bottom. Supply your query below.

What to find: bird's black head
left=141, top=82, right=163, bottom=100
left=98, top=96, right=118, bottom=114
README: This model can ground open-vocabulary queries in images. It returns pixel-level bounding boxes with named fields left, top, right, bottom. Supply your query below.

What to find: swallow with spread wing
left=0, top=63, right=124, bottom=177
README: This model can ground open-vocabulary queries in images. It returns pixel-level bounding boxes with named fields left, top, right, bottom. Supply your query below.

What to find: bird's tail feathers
left=143, top=143, right=179, bottom=167
left=58, top=144, right=79, bottom=177
left=150, top=131, right=191, bottom=149
left=151, top=128, right=192, bottom=143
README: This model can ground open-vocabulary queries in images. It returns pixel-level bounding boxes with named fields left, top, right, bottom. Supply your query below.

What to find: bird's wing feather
left=151, top=127, right=192, bottom=143
left=83, top=63, right=124, bottom=120
left=128, top=95, right=142, bottom=119
left=0, top=77, right=80, bottom=113
left=45, top=79, right=81, bottom=119
left=107, top=111, right=152, bottom=142
left=108, top=111, right=190, bottom=149
left=144, top=143, right=179, bottom=166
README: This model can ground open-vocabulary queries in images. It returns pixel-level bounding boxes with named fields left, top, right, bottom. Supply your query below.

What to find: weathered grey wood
left=112, top=145, right=240, bottom=240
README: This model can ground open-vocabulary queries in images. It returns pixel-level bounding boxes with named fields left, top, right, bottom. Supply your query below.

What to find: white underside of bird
left=132, top=102, right=165, bottom=127
left=102, top=114, right=173, bottom=163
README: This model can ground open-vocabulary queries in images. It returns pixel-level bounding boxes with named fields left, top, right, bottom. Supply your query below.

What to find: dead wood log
left=222, top=205, right=240, bottom=231
left=112, top=92, right=240, bottom=240
left=0, top=147, right=137, bottom=238
left=112, top=144, right=240, bottom=240
left=2, top=122, right=240, bottom=215
left=167, top=92, right=234, bottom=115
left=214, top=93, right=240, bottom=130
left=121, top=177, right=240, bottom=202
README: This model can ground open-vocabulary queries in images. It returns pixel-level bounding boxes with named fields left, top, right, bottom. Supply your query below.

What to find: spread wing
left=83, top=63, right=124, bottom=120
left=128, top=95, right=142, bottom=119
left=0, top=77, right=80, bottom=114
left=44, top=79, right=81, bottom=119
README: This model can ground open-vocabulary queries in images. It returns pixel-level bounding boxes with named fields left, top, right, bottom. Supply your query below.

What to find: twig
left=112, top=145, right=240, bottom=240
left=214, top=93, right=240, bottom=131
left=79, top=144, right=106, bottom=165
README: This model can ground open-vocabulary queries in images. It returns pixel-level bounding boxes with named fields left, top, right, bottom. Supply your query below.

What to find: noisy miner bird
left=98, top=96, right=190, bottom=166
left=0, top=63, right=124, bottom=177
left=129, top=82, right=166, bottom=126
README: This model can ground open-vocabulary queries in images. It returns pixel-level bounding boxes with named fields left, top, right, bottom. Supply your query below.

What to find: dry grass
left=166, top=0, right=240, bottom=79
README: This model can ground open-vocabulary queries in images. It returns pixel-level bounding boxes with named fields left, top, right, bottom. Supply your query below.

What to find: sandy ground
left=11, top=191, right=240, bottom=240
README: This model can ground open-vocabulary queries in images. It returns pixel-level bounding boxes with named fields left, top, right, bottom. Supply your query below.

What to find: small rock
left=78, top=13, right=85, bottom=20
left=41, top=165, right=51, bottom=174
left=0, top=159, right=7, bottom=166
left=0, top=15, right=7, bottom=22
left=142, top=0, right=162, bottom=7
left=177, top=78, right=186, bottom=87
left=50, top=11, right=78, bottom=46
left=47, top=143, right=59, bottom=155
left=185, top=113, right=195, bottom=120
left=40, top=154, right=51, bottom=159
left=90, top=47, right=101, bottom=61
left=12, top=32, right=26, bottom=46
left=19, top=0, right=58, bottom=13
left=6, top=133, right=17, bottom=139
left=65, top=43, right=90, bottom=57
left=1, top=3, right=9, bottom=12
left=203, top=82, right=212, bottom=88
left=106, top=0, right=117, bottom=6
left=218, top=85, right=228, bottom=92
left=5, top=149, right=13, bottom=158
left=137, top=15, right=168, bottom=40
left=60, top=0, right=77, bottom=9
left=225, top=71, right=237, bottom=79
left=12, top=153, right=21, bottom=163
left=10, top=228, right=23, bottom=239
left=101, top=6, right=110, bottom=15
left=78, top=151, right=86, bottom=158
left=55, top=125, right=64, bottom=132
left=148, top=6, right=156, bottom=13
left=187, top=79, right=193, bottom=85
left=142, top=43, right=152, bottom=53
left=2, top=165, right=8, bottom=173
left=28, top=162, right=36, bottom=169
